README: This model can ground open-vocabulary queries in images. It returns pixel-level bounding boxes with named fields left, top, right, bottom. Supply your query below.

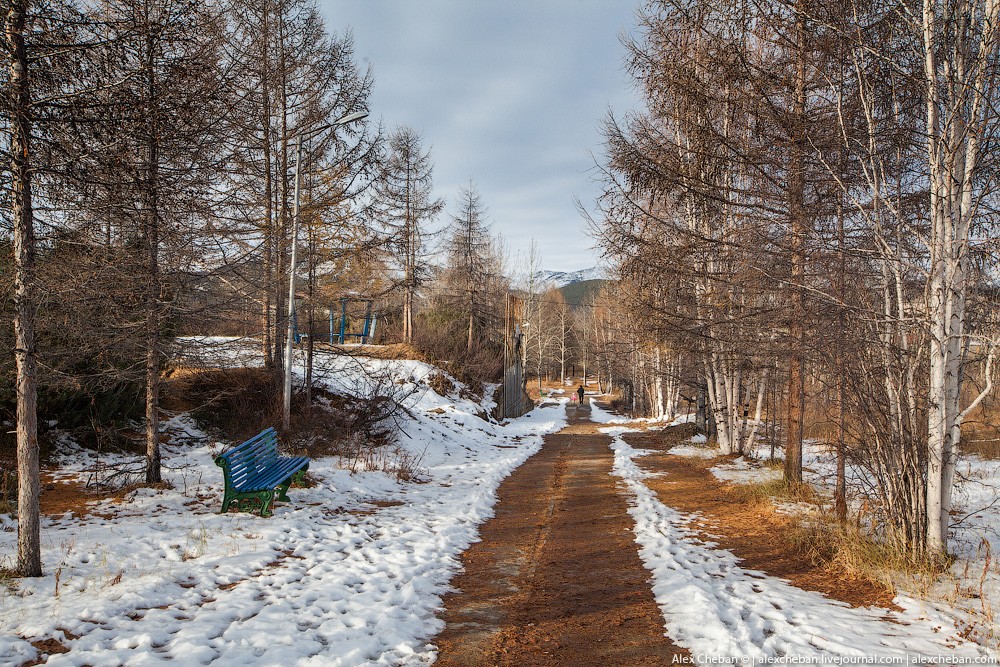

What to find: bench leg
left=276, top=478, right=292, bottom=503
left=259, top=490, right=275, bottom=518
left=220, top=490, right=235, bottom=514
left=294, top=465, right=309, bottom=484
left=277, top=466, right=308, bottom=503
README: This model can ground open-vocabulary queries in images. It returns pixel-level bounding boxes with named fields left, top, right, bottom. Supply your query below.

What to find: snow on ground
left=709, top=457, right=783, bottom=485
left=666, top=445, right=718, bottom=461
left=790, top=441, right=1000, bottom=649
left=594, top=397, right=1000, bottom=655
left=171, top=336, right=265, bottom=368
left=0, top=351, right=566, bottom=666
left=588, top=402, right=693, bottom=428
left=732, top=438, right=1000, bottom=647
left=604, top=424, right=996, bottom=661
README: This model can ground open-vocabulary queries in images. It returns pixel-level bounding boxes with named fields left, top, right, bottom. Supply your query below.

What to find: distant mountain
left=534, top=267, right=606, bottom=288
left=559, top=279, right=608, bottom=307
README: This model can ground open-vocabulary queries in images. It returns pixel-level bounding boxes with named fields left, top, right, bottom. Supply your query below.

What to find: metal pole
left=361, top=300, right=372, bottom=344
left=339, top=298, right=347, bottom=344
left=279, top=111, right=367, bottom=430
left=282, top=135, right=303, bottom=431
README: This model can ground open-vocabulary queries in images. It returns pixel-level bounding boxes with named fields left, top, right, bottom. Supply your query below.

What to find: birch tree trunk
left=922, top=0, right=1000, bottom=556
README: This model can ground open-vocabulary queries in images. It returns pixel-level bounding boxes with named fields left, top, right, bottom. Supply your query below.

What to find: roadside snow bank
left=607, top=429, right=993, bottom=661
left=0, top=355, right=563, bottom=666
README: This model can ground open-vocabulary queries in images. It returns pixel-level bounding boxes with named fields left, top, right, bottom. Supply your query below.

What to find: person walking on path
left=577, top=385, right=585, bottom=404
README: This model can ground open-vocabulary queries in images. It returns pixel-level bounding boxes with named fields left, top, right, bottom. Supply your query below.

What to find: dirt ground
left=434, top=406, right=898, bottom=666
left=433, top=402, right=687, bottom=666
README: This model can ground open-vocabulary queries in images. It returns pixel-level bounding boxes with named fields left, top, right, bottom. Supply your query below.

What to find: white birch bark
left=922, top=0, right=1000, bottom=555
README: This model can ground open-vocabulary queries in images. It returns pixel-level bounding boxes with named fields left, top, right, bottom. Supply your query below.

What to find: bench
left=214, top=427, right=309, bottom=517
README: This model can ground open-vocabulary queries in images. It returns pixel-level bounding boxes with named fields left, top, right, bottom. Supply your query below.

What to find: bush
left=411, top=309, right=503, bottom=393
left=163, top=367, right=280, bottom=441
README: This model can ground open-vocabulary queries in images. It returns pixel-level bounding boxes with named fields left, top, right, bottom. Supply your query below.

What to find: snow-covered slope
left=534, top=266, right=606, bottom=288
left=0, top=351, right=567, bottom=666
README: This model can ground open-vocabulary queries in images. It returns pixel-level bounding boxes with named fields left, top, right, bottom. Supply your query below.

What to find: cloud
left=320, top=0, right=641, bottom=272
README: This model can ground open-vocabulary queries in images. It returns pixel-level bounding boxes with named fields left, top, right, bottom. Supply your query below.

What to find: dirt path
left=433, top=403, right=685, bottom=666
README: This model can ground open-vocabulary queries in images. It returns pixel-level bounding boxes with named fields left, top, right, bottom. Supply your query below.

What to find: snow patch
left=609, top=431, right=993, bottom=660
left=0, top=352, right=566, bottom=665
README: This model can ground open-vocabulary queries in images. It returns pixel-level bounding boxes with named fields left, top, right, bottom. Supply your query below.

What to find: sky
left=317, top=0, right=643, bottom=273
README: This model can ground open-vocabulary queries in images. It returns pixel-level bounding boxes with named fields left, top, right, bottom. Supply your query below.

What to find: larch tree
left=96, top=0, right=229, bottom=483
left=443, top=180, right=502, bottom=353
left=4, top=0, right=40, bottom=577
left=374, top=126, right=443, bottom=344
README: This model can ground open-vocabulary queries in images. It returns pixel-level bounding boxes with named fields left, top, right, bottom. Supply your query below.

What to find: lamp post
left=283, top=111, right=369, bottom=431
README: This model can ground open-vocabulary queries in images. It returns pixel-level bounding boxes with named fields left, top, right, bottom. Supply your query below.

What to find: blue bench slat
left=221, top=429, right=278, bottom=456
left=222, top=438, right=279, bottom=464
left=232, top=455, right=280, bottom=475
left=215, top=428, right=309, bottom=516
left=226, top=443, right=280, bottom=471
left=249, top=457, right=307, bottom=487
left=221, top=430, right=276, bottom=458
left=236, top=466, right=305, bottom=493
left=237, top=457, right=308, bottom=492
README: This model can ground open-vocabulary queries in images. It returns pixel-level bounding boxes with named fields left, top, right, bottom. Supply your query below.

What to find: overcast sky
left=317, top=0, right=642, bottom=273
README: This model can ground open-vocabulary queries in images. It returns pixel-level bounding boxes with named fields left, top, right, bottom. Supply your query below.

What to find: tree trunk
left=260, top=0, right=274, bottom=370
left=143, top=20, right=162, bottom=485
left=654, top=347, right=665, bottom=419
left=305, top=226, right=315, bottom=411
left=8, top=0, right=41, bottom=577
left=467, top=310, right=474, bottom=354
left=784, top=4, right=807, bottom=484
left=696, top=384, right=707, bottom=433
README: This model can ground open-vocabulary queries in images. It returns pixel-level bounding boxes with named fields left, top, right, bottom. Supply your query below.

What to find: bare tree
left=4, top=0, right=41, bottom=577
left=373, top=126, right=443, bottom=344
left=919, top=0, right=1000, bottom=556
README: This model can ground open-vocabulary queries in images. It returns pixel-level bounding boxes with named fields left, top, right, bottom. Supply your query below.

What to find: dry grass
left=427, top=372, right=457, bottom=398
left=722, top=476, right=944, bottom=594
left=788, top=516, right=947, bottom=595
left=340, top=438, right=428, bottom=482
left=961, top=434, right=1000, bottom=460
left=163, top=367, right=280, bottom=440
left=958, top=394, right=1000, bottom=459
left=0, top=567, right=18, bottom=592
left=0, top=468, right=15, bottom=515
left=332, top=343, right=426, bottom=362
left=723, top=479, right=821, bottom=507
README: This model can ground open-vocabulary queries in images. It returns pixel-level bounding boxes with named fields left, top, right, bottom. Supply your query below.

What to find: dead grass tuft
left=788, top=516, right=946, bottom=594
left=961, top=437, right=1000, bottom=460
left=0, top=567, right=19, bottom=593
left=0, top=467, right=16, bottom=514
left=723, top=479, right=820, bottom=507
left=721, top=476, right=941, bottom=593
left=427, top=372, right=457, bottom=398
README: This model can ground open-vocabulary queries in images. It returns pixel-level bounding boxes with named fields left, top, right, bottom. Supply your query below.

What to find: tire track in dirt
left=433, top=404, right=686, bottom=666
